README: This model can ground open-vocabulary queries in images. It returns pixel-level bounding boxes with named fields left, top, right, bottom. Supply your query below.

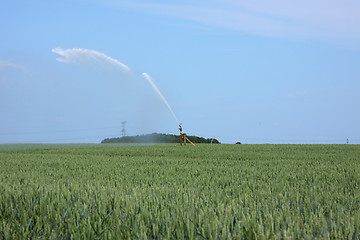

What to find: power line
left=1, top=126, right=359, bottom=144
left=0, top=126, right=124, bottom=136
left=0, top=134, right=122, bottom=144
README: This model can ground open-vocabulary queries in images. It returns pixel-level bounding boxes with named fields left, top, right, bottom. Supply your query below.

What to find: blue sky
left=1, top=0, right=359, bottom=144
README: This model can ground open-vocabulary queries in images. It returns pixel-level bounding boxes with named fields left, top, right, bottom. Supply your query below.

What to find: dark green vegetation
left=1, top=144, right=359, bottom=239
left=101, top=133, right=220, bottom=144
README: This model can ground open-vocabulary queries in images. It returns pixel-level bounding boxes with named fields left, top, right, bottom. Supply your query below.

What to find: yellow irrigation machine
left=179, top=124, right=195, bottom=146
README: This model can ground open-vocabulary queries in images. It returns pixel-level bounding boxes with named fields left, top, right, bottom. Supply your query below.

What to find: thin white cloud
left=51, top=47, right=131, bottom=72
left=0, top=60, right=24, bottom=70
left=99, top=0, right=360, bottom=47
left=286, top=89, right=314, bottom=98
left=224, top=0, right=360, bottom=39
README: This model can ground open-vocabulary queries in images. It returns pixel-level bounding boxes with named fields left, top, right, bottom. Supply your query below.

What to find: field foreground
left=0, top=144, right=359, bottom=239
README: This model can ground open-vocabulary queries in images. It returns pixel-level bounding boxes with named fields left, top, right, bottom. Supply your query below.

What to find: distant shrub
left=101, top=133, right=220, bottom=144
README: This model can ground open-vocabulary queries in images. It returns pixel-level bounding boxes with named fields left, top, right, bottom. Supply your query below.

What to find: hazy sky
left=1, top=0, right=359, bottom=144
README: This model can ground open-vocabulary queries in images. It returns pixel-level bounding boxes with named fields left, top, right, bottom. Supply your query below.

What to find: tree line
left=101, top=133, right=220, bottom=144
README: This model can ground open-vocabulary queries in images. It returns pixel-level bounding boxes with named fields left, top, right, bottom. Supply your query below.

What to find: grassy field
left=0, top=144, right=359, bottom=239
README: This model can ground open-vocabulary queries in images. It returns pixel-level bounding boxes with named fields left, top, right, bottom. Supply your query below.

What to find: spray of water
left=52, top=47, right=179, bottom=124
left=142, top=72, right=179, bottom=124
left=51, top=47, right=131, bottom=72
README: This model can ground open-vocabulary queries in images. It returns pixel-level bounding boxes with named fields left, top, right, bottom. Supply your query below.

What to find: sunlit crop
left=0, top=144, right=359, bottom=239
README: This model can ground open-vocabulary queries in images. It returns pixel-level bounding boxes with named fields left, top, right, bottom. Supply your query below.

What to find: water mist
left=52, top=47, right=179, bottom=125
left=142, top=72, right=179, bottom=124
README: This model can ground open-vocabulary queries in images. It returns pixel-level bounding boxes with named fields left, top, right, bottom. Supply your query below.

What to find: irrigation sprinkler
left=179, top=123, right=195, bottom=146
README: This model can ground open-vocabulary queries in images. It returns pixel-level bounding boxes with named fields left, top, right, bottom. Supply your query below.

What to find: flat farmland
left=0, top=144, right=359, bottom=239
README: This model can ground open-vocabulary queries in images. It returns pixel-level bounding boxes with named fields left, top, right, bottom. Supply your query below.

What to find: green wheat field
left=0, top=144, right=359, bottom=239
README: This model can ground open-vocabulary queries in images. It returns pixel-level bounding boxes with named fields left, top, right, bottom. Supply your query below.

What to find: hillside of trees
left=101, top=133, right=220, bottom=144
